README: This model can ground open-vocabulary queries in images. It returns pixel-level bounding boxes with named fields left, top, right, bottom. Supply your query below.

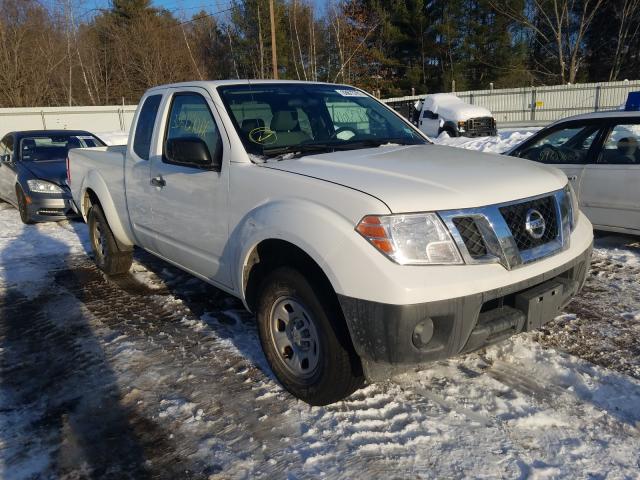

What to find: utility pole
left=64, top=0, right=73, bottom=106
left=269, top=0, right=278, bottom=79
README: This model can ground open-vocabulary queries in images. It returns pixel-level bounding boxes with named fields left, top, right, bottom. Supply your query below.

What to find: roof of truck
left=145, top=79, right=351, bottom=93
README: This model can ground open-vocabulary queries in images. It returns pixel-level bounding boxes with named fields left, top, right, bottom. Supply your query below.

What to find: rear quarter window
left=133, top=94, right=162, bottom=160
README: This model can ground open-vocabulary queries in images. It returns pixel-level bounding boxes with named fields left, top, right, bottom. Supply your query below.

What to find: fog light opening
left=412, top=318, right=434, bottom=348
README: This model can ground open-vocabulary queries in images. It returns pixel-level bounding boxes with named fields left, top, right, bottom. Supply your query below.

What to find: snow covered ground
left=432, top=127, right=540, bottom=153
left=1, top=132, right=640, bottom=478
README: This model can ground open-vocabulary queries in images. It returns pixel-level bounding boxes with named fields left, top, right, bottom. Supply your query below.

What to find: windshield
left=217, top=83, right=427, bottom=157
left=19, top=134, right=104, bottom=162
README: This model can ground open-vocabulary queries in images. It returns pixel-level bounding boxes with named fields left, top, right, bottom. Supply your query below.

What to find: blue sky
left=68, top=0, right=327, bottom=21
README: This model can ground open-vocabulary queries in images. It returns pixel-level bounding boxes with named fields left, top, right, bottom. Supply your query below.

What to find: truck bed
left=68, top=145, right=128, bottom=222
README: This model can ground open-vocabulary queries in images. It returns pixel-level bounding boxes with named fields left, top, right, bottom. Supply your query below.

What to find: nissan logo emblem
left=525, top=209, right=546, bottom=239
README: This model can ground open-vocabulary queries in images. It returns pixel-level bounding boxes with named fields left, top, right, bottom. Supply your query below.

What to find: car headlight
left=27, top=179, right=64, bottom=194
left=356, top=213, right=463, bottom=265
left=564, top=182, right=579, bottom=230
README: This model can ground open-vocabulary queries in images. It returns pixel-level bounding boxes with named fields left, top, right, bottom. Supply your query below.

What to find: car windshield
left=19, top=134, right=104, bottom=162
left=217, top=83, right=427, bottom=158
left=513, top=125, right=600, bottom=164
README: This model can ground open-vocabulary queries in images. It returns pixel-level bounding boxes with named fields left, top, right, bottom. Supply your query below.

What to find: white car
left=413, top=93, right=497, bottom=138
left=507, top=111, right=640, bottom=236
left=67, top=80, right=592, bottom=405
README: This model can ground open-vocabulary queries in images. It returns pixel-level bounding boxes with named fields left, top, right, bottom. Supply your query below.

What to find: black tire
left=256, top=267, right=363, bottom=405
left=443, top=127, right=458, bottom=137
left=16, top=186, right=33, bottom=224
left=88, top=204, right=132, bottom=276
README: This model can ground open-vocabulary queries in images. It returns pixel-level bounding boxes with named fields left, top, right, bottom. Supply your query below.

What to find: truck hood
left=262, top=145, right=567, bottom=213
left=437, top=103, right=493, bottom=122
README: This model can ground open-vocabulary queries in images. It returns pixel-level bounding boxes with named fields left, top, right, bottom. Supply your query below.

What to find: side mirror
left=165, top=137, right=221, bottom=171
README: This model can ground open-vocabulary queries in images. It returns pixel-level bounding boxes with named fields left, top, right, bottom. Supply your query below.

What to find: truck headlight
left=27, top=179, right=64, bottom=194
left=565, top=183, right=579, bottom=230
left=356, top=213, right=463, bottom=265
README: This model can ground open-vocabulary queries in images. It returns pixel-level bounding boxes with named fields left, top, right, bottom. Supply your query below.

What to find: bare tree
left=0, top=0, right=66, bottom=107
left=490, top=0, right=605, bottom=83
left=257, top=1, right=265, bottom=79
left=609, top=0, right=640, bottom=81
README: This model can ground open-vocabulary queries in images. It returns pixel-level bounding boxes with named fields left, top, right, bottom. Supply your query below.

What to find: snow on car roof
left=425, top=93, right=464, bottom=103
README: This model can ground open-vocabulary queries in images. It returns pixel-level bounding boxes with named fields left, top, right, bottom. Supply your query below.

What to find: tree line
left=1, top=0, right=639, bottom=108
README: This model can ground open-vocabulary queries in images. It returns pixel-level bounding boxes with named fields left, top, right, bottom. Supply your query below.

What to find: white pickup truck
left=413, top=93, right=497, bottom=138
left=68, top=80, right=593, bottom=405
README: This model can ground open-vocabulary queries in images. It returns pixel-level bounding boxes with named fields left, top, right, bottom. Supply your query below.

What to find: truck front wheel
left=88, top=204, right=132, bottom=276
left=256, top=267, right=363, bottom=405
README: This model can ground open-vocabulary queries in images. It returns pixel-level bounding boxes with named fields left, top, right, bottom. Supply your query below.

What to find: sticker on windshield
left=335, top=89, right=368, bottom=98
left=248, top=127, right=278, bottom=145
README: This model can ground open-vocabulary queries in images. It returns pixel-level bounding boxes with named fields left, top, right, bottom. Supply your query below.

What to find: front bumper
left=25, top=192, right=76, bottom=222
left=338, top=242, right=592, bottom=380
left=462, top=127, right=498, bottom=137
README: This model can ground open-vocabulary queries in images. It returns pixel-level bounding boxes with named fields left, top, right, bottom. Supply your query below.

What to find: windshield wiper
left=262, top=143, right=338, bottom=158
left=262, top=138, right=425, bottom=159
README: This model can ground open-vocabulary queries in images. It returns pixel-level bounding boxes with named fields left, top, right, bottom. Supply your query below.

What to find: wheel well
left=243, top=239, right=337, bottom=313
left=82, top=188, right=100, bottom=216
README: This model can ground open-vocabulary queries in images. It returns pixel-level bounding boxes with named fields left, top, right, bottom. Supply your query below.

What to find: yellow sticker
left=249, top=127, right=278, bottom=145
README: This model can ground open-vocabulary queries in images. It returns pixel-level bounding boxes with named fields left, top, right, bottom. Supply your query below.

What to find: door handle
left=150, top=176, right=166, bottom=188
left=567, top=175, right=578, bottom=181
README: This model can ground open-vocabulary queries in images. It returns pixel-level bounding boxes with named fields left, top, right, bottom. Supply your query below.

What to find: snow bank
left=433, top=127, right=539, bottom=153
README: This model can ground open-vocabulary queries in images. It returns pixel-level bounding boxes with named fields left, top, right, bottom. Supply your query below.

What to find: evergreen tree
left=111, top=0, right=153, bottom=21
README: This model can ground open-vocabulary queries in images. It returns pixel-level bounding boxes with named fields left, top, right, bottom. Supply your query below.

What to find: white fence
left=383, top=80, right=640, bottom=126
left=2, top=79, right=639, bottom=138
left=0, top=105, right=137, bottom=140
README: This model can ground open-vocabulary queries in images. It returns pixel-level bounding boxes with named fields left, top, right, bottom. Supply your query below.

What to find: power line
left=174, top=5, right=234, bottom=26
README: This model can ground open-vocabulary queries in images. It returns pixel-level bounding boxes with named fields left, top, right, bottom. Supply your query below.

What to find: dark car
left=0, top=130, right=104, bottom=223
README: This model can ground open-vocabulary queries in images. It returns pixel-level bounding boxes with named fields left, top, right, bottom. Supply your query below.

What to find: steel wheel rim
left=268, top=296, right=320, bottom=379
left=92, top=221, right=107, bottom=261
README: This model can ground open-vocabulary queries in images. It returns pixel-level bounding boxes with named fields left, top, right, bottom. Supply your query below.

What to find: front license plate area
left=515, top=280, right=566, bottom=331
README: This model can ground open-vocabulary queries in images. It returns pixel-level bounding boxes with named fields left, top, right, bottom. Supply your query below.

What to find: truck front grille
left=440, top=189, right=570, bottom=270
left=499, top=196, right=558, bottom=251
left=452, top=217, right=487, bottom=258
left=465, top=116, right=495, bottom=136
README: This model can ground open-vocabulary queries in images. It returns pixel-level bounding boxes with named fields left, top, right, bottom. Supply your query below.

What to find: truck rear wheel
left=256, top=267, right=363, bottom=405
left=88, top=204, right=132, bottom=276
